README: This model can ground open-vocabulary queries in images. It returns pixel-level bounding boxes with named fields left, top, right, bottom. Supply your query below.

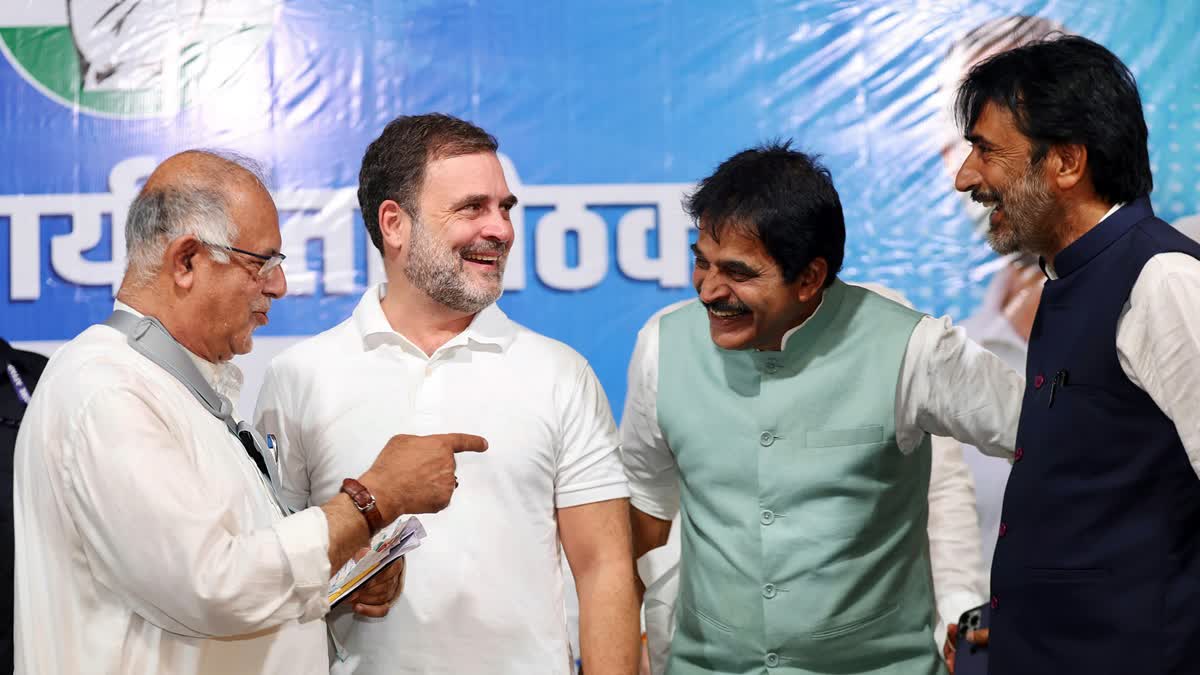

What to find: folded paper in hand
left=328, top=516, right=426, bottom=607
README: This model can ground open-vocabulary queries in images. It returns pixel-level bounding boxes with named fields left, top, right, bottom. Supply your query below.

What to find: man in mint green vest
left=622, top=142, right=1023, bottom=675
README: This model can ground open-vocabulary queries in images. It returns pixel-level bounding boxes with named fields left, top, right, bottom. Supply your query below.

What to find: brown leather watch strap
left=340, top=478, right=385, bottom=535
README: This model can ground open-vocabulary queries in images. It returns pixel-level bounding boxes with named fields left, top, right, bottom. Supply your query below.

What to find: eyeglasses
left=202, top=241, right=287, bottom=278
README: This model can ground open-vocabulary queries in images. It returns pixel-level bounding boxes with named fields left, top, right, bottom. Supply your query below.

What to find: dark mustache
left=971, top=188, right=1001, bottom=205
left=703, top=300, right=750, bottom=314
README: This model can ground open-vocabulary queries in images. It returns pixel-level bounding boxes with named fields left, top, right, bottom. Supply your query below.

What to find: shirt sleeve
left=1117, top=252, right=1200, bottom=480
left=895, top=315, right=1023, bottom=458
left=254, top=360, right=313, bottom=512
left=926, top=434, right=987, bottom=651
left=59, top=384, right=330, bottom=638
left=619, top=314, right=680, bottom=522
left=554, top=359, right=631, bottom=509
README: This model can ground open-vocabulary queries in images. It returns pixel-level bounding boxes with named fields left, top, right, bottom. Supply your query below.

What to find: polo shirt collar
left=353, top=283, right=517, bottom=353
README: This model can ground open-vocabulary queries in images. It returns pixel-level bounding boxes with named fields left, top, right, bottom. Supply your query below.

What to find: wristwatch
left=340, top=478, right=385, bottom=535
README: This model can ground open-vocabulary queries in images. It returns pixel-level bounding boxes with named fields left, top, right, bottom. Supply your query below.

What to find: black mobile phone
left=953, top=602, right=989, bottom=675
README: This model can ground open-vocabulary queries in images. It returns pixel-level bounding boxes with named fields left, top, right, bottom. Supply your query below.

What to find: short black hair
left=955, top=35, right=1152, bottom=203
left=358, top=113, right=499, bottom=252
left=685, top=140, right=844, bottom=286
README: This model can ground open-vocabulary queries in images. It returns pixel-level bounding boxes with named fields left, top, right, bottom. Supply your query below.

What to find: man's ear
left=378, top=200, right=413, bottom=257
left=794, top=257, right=829, bottom=303
left=167, top=235, right=204, bottom=290
left=1049, top=143, right=1087, bottom=192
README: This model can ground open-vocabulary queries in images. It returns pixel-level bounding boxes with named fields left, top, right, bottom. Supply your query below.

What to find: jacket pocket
left=684, top=602, right=733, bottom=633
left=808, top=603, right=899, bottom=640
left=1025, top=567, right=1111, bottom=583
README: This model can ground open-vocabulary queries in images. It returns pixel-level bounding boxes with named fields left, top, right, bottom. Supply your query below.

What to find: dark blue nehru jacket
left=989, top=197, right=1200, bottom=675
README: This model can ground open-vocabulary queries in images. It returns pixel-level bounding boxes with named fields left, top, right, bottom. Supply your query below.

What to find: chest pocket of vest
left=791, top=425, right=893, bottom=539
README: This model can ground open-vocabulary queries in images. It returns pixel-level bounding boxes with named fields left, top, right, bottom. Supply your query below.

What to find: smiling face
left=955, top=101, right=1061, bottom=257
left=691, top=225, right=822, bottom=351
left=401, top=152, right=517, bottom=314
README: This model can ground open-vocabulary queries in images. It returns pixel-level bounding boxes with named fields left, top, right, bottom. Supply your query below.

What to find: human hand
left=344, top=551, right=406, bottom=618
left=944, top=623, right=989, bottom=673
left=360, top=433, right=488, bottom=520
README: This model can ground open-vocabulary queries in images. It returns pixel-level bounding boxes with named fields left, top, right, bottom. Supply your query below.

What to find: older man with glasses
left=205, top=242, right=287, bottom=276
left=12, top=149, right=487, bottom=675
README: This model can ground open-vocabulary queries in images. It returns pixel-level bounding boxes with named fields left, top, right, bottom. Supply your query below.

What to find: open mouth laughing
left=972, top=190, right=1004, bottom=225
left=705, top=300, right=751, bottom=324
left=459, top=245, right=507, bottom=270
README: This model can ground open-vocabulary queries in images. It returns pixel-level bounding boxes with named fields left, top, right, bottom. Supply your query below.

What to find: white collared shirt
left=254, top=284, right=630, bottom=675
left=13, top=302, right=331, bottom=675
left=623, top=286, right=1021, bottom=670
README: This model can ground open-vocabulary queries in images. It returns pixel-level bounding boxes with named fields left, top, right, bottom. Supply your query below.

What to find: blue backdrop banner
left=2, top=0, right=1198, bottom=416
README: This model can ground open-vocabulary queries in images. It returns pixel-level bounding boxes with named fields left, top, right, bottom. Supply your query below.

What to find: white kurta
left=13, top=307, right=331, bottom=675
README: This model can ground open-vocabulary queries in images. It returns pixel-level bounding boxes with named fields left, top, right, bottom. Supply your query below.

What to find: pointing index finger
left=435, top=433, right=488, bottom=453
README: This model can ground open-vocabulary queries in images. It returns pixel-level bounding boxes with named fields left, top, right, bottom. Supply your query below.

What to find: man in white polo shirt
left=255, top=113, right=641, bottom=675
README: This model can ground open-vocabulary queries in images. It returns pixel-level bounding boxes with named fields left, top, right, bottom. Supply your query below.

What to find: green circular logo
left=0, top=1, right=278, bottom=119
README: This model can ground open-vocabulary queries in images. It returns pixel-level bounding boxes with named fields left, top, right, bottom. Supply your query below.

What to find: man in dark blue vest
left=951, top=35, right=1200, bottom=674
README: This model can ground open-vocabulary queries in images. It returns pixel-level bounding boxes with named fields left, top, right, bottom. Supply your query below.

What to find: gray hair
left=124, top=150, right=270, bottom=285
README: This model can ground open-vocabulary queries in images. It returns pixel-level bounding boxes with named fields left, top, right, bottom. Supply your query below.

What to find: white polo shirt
left=254, top=284, right=630, bottom=675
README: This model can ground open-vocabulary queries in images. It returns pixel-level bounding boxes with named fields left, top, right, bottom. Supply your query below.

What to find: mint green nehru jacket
left=658, top=280, right=944, bottom=675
